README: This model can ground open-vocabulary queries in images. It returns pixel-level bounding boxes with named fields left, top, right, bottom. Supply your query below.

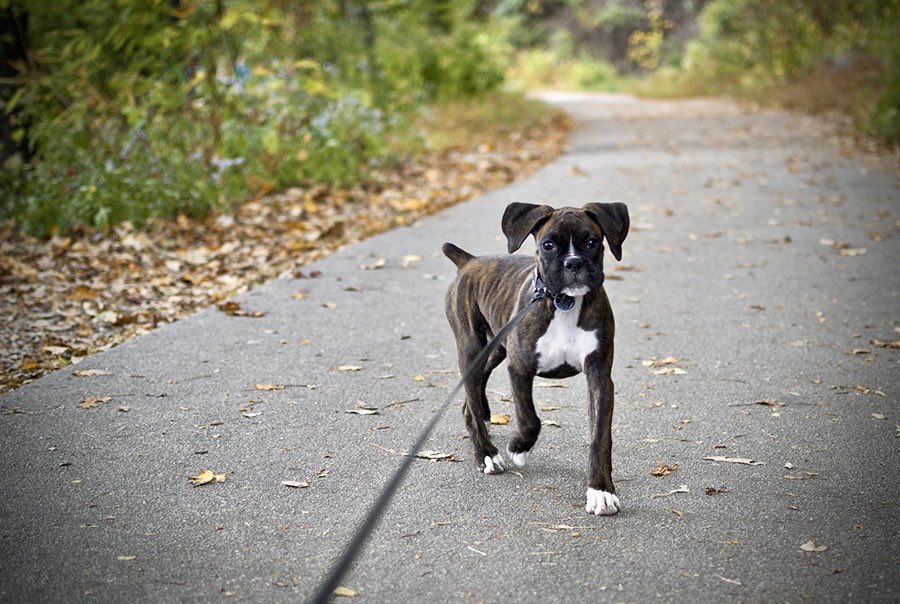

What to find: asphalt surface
left=1, top=92, right=898, bottom=603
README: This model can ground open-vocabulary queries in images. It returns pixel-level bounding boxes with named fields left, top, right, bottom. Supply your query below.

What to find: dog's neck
left=531, top=267, right=576, bottom=312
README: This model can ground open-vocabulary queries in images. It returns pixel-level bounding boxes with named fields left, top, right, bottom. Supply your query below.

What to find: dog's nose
left=564, top=256, right=583, bottom=271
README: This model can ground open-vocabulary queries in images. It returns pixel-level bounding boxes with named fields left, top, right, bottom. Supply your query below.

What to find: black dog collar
left=531, top=269, right=576, bottom=312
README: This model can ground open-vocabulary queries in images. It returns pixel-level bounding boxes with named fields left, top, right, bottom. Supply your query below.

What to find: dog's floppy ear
left=502, top=203, right=554, bottom=254
left=583, top=202, right=629, bottom=261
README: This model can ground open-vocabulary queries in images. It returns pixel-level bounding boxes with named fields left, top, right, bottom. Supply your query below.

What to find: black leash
left=308, top=286, right=551, bottom=603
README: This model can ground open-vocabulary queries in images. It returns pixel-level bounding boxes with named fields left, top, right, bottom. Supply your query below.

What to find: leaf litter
left=0, top=114, right=570, bottom=394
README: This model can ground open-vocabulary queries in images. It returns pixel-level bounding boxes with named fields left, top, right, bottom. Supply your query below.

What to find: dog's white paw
left=585, top=488, right=621, bottom=516
left=507, top=447, right=529, bottom=468
left=483, top=454, right=505, bottom=475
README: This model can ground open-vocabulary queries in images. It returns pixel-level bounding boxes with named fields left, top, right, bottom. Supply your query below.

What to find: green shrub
left=0, top=0, right=510, bottom=237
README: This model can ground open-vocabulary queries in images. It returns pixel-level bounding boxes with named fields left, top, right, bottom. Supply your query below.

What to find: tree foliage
left=1, top=0, right=505, bottom=236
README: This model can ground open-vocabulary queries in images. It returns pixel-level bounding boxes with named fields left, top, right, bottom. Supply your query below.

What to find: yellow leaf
left=334, top=586, right=358, bottom=597
left=489, top=413, right=510, bottom=425
left=255, top=383, right=285, bottom=391
left=190, top=469, right=227, bottom=486
left=414, top=374, right=425, bottom=382
left=79, top=396, right=111, bottom=410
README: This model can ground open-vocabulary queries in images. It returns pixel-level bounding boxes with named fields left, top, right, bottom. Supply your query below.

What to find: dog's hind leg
left=456, top=338, right=505, bottom=474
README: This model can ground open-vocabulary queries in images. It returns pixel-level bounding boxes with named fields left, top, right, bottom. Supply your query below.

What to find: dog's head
left=502, top=202, right=630, bottom=296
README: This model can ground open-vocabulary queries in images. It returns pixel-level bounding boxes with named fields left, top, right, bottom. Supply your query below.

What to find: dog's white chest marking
left=535, top=297, right=598, bottom=373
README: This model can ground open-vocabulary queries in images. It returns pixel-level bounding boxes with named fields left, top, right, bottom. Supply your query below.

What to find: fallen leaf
left=189, top=469, right=227, bottom=486
left=870, top=413, right=886, bottom=420
left=703, top=456, right=764, bottom=466
left=216, top=301, right=265, bottom=317
left=334, top=586, right=358, bottom=597
left=540, top=405, right=561, bottom=411
left=337, top=365, right=363, bottom=372
left=414, top=374, right=425, bottom=382
left=800, top=541, right=828, bottom=553
left=282, top=480, right=310, bottom=489
left=68, top=285, right=100, bottom=301
left=705, top=486, right=728, bottom=495
left=359, top=258, right=386, bottom=270
left=116, top=555, right=136, bottom=561
left=871, top=339, right=900, bottom=349
left=345, top=408, right=379, bottom=415
left=490, top=413, right=511, bottom=425
left=42, top=345, right=69, bottom=356
left=849, top=348, right=871, bottom=355
left=255, top=383, right=285, bottom=391
left=651, top=463, right=679, bottom=477
left=642, top=356, right=679, bottom=367
left=416, top=450, right=460, bottom=462
left=73, top=369, right=112, bottom=377
left=755, top=399, right=783, bottom=408
left=542, top=419, right=561, bottom=427
left=292, top=291, right=308, bottom=300
left=838, top=247, right=866, bottom=257
left=78, top=396, right=111, bottom=410
left=650, top=485, right=689, bottom=498
left=401, top=255, right=421, bottom=269
left=653, top=367, right=687, bottom=376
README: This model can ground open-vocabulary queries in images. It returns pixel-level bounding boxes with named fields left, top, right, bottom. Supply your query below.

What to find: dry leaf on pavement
left=651, top=463, right=679, bottom=477
left=78, top=396, right=111, bottom=410
left=703, top=456, right=764, bottom=466
left=490, top=414, right=511, bottom=425
left=654, top=367, right=687, bottom=375
left=800, top=541, right=828, bottom=552
left=416, top=450, right=460, bottom=462
left=337, top=365, right=363, bottom=372
left=334, top=586, right=358, bottom=597
left=401, top=255, right=421, bottom=269
left=73, top=369, right=112, bottom=377
left=282, top=480, right=310, bottom=489
left=255, top=383, right=285, bottom=391
left=650, top=485, right=689, bottom=498
left=189, top=469, right=227, bottom=486
left=642, top=356, right=679, bottom=367
left=216, top=301, right=265, bottom=317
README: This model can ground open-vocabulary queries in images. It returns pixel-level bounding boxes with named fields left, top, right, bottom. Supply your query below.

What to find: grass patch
left=506, top=49, right=624, bottom=93
left=417, top=90, right=570, bottom=153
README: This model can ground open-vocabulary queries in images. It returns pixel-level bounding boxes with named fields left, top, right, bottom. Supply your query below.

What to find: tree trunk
left=1, top=6, right=30, bottom=163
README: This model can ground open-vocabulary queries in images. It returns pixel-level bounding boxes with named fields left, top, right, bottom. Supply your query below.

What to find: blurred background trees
left=1, top=0, right=896, bottom=237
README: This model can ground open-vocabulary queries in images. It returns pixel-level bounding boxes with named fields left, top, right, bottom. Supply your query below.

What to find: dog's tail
left=442, top=242, right=475, bottom=269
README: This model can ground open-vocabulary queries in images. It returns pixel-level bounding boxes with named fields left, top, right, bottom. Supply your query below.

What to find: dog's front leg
left=584, top=348, right=620, bottom=516
left=507, top=364, right=540, bottom=468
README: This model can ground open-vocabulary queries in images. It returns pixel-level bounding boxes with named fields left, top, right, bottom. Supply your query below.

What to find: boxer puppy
left=443, top=202, right=629, bottom=515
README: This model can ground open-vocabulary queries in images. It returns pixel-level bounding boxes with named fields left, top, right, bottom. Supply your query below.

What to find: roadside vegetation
left=0, top=1, right=537, bottom=236
left=500, top=1, right=898, bottom=146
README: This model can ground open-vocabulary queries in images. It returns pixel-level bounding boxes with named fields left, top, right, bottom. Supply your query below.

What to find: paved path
left=2, top=93, right=897, bottom=603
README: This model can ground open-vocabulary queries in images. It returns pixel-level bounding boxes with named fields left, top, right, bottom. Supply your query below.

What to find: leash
left=308, top=284, right=552, bottom=603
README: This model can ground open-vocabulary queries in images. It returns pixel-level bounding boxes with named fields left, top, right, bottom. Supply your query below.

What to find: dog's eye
left=541, top=241, right=556, bottom=252
left=586, top=237, right=599, bottom=249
